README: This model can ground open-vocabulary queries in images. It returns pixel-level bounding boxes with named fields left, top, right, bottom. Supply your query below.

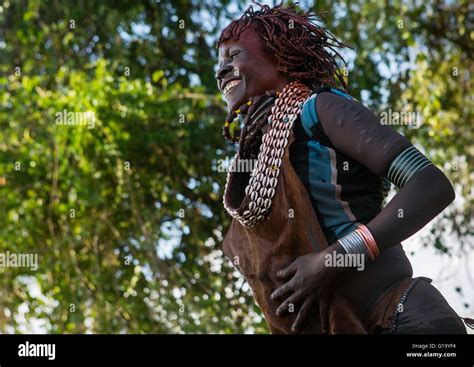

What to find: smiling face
left=216, top=26, right=290, bottom=113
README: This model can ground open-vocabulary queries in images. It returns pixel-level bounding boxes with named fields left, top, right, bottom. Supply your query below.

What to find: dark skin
left=216, top=26, right=290, bottom=113
left=216, top=27, right=456, bottom=334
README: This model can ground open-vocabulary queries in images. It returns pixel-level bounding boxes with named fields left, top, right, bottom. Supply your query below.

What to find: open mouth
left=223, top=79, right=242, bottom=95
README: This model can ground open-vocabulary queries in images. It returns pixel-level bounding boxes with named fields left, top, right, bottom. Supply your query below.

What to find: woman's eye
left=230, top=50, right=240, bottom=60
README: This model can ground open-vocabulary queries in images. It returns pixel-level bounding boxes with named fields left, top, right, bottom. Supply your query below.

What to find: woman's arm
left=315, top=91, right=455, bottom=252
left=272, top=91, right=455, bottom=333
left=367, top=165, right=454, bottom=251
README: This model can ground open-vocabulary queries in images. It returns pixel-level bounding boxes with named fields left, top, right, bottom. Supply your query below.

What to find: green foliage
left=0, top=0, right=471, bottom=332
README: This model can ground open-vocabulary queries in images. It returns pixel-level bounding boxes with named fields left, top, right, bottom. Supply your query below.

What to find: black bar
left=0, top=334, right=472, bottom=366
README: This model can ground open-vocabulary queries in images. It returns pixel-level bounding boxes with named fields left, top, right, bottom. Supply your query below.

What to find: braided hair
left=219, top=2, right=349, bottom=155
left=217, top=2, right=350, bottom=92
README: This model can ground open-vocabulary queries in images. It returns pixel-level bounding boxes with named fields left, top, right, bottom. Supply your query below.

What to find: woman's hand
left=270, top=243, right=346, bottom=333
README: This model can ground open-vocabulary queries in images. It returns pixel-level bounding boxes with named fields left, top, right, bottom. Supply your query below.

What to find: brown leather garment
left=223, top=131, right=376, bottom=333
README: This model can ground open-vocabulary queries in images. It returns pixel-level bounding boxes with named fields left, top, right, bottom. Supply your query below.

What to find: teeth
left=223, top=80, right=241, bottom=94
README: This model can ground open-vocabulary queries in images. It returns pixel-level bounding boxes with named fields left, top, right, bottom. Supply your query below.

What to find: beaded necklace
left=223, top=81, right=312, bottom=227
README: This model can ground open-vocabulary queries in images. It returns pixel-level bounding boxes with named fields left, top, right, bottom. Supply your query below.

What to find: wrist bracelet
left=356, top=224, right=379, bottom=260
left=337, top=224, right=380, bottom=260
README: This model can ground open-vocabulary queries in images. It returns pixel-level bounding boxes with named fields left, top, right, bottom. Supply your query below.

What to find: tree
left=0, top=0, right=471, bottom=333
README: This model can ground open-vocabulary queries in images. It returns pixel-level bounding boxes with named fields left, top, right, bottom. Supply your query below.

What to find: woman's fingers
left=271, top=262, right=298, bottom=299
left=276, top=291, right=302, bottom=316
left=270, top=277, right=295, bottom=300
left=277, top=261, right=297, bottom=279
left=291, top=296, right=315, bottom=333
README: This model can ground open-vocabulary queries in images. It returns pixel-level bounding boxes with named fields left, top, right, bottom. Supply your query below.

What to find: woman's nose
left=215, top=63, right=233, bottom=82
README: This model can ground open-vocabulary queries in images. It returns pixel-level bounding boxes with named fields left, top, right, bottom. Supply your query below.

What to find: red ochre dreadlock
left=217, top=2, right=350, bottom=92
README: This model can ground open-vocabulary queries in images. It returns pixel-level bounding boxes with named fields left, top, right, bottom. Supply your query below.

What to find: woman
left=216, top=3, right=468, bottom=334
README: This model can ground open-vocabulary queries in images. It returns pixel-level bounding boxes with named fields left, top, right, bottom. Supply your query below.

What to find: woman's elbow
left=433, top=166, right=456, bottom=207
